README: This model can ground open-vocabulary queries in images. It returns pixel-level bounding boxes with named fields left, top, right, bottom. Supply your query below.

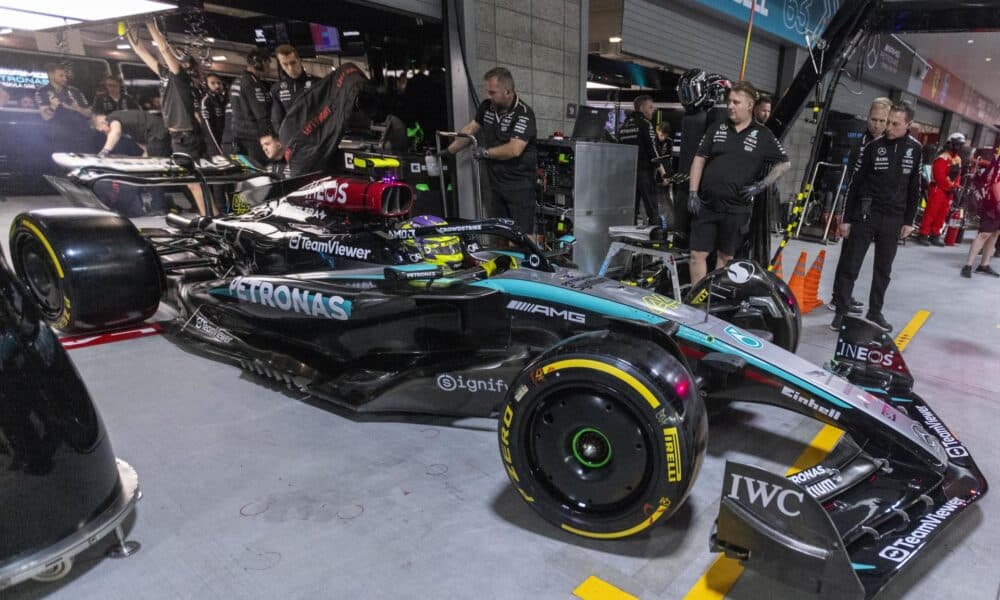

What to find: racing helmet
left=246, top=48, right=271, bottom=71
left=946, top=132, right=967, bottom=152
left=400, top=215, right=464, bottom=268
left=677, top=69, right=731, bottom=110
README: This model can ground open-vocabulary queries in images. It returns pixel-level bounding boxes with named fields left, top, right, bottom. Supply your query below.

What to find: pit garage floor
left=1, top=195, right=998, bottom=600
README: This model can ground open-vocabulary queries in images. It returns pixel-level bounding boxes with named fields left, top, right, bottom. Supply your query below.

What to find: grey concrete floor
left=1, top=195, right=998, bottom=600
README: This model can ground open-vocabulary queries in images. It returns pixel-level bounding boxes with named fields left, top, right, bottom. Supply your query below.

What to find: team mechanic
left=830, top=102, right=923, bottom=333
left=224, top=48, right=273, bottom=167
left=270, top=44, right=318, bottom=134
left=618, top=94, right=667, bottom=226
left=443, top=67, right=538, bottom=237
left=916, top=132, right=965, bottom=246
left=686, top=80, right=791, bottom=285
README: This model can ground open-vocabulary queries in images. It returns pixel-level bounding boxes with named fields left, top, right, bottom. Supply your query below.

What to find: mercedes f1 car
left=8, top=180, right=987, bottom=597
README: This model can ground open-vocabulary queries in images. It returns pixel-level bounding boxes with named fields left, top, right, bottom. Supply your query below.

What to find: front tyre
left=499, top=331, right=707, bottom=539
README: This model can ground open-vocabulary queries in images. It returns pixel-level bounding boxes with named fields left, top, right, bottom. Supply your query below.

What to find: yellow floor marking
left=894, top=310, right=931, bottom=352
left=573, top=575, right=638, bottom=600
left=683, top=309, right=930, bottom=599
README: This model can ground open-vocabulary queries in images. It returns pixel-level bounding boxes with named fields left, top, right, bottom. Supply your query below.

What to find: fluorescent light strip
left=0, top=1, right=175, bottom=22
left=0, top=7, right=79, bottom=29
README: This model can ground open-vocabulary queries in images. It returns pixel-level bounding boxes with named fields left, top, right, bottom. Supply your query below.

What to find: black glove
left=472, top=146, right=489, bottom=160
left=687, top=191, right=702, bottom=216
left=739, top=180, right=766, bottom=202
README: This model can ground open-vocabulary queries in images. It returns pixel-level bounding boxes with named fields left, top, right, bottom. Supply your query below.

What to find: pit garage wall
left=473, top=0, right=587, bottom=137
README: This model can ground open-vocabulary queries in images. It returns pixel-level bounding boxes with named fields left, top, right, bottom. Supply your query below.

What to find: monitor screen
left=310, top=23, right=341, bottom=53
left=572, top=106, right=611, bottom=140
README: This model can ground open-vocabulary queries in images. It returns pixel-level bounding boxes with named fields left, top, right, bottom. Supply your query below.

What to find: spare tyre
left=9, top=208, right=162, bottom=332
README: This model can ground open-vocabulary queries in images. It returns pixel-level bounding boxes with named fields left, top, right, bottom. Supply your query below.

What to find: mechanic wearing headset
left=443, top=67, right=538, bottom=238
left=223, top=48, right=273, bottom=167
left=199, top=73, right=227, bottom=156
left=686, top=80, right=791, bottom=285
left=618, top=95, right=666, bottom=226
left=916, top=132, right=965, bottom=246
left=830, top=102, right=923, bottom=333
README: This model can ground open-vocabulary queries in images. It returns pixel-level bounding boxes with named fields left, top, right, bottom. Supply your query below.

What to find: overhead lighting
left=608, top=36, right=622, bottom=43
left=0, top=1, right=175, bottom=22
left=205, top=37, right=214, bottom=42
left=0, top=26, right=12, bottom=34
left=987, top=57, right=993, bottom=62
left=116, top=43, right=130, bottom=49
left=0, top=8, right=79, bottom=29
left=211, top=55, right=227, bottom=61
left=586, top=81, right=619, bottom=89
left=343, top=30, right=360, bottom=37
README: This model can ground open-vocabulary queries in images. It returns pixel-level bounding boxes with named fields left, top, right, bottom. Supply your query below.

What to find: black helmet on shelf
left=677, top=69, right=732, bottom=110
left=246, top=48, right=271, bottom=70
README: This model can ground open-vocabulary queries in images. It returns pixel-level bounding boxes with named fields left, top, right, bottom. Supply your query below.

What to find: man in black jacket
left=224, top=48, right=272, bottom=166
left=830, top=102, right=923, bottom=333
left=270, top=44, right=317, bottom=134
left=199, top=73, right=226, bottom=155
left=618, top=95, right=666, bottom=226
left=92, top=76, right=139, bottom=115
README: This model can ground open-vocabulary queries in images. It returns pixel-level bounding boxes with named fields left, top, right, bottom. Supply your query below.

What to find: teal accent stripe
left=862, top=386, right=886, bottom=394
left=470, top=278, right=666, bottom=325
left=851, top=563, right=877, bottom=571
left=890, top=396, right=913, bottom=403
left=676, top=326, right=852, bottom=410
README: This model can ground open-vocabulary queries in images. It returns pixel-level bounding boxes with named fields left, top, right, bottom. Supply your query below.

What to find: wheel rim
left=18, top=236, right=63, bottom=319
left=526, top=383, right=653, bottom=513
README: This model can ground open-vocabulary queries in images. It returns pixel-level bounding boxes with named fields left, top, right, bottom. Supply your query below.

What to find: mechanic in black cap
left=270, top=44, right=317, bottom=134
left=127, top=20, right=209, bottom=216
left=830, top=102, right=923, bottom=333
left=687, top=80, right=791, bottom=285
left=618, top=94, right=666, bottom=226
left=93, top=110, right=169, bottom=158
left=442, top=67, right=538, bottom=237
left=223, top=47, right=273, bottom=166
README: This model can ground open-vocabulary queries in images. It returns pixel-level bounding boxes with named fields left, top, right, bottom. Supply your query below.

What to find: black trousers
left=634, top=168, right=660, bottom=224
left=833, top=213, right=902, bottom=316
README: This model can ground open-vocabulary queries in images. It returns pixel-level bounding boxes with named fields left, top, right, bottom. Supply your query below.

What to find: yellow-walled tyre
left=499, top=330, right=707, bottom=539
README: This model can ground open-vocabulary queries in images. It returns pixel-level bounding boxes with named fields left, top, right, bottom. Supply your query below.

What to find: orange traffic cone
left=800, top=250, right=826, bottom=314
left=770, top=252, right=784, bottom=281
left=787, top=251, right=807, bottom=309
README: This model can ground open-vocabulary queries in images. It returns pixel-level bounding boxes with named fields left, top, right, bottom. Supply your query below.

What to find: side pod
left=710, top=461, right=865, bottom=600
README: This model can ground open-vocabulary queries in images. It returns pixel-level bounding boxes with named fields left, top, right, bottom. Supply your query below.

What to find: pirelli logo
left=664, top=427, right=682, bottom=483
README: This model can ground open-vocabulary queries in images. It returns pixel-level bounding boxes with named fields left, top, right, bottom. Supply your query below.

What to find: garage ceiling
left=898, top=31, right=1000, bottom=104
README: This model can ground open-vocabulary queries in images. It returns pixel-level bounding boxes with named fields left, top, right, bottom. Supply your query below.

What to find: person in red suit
left=916, top=132, right=965, bottom=245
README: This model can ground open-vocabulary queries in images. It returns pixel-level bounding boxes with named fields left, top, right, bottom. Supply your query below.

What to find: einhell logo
left=781, top=386, right=842, bottom=421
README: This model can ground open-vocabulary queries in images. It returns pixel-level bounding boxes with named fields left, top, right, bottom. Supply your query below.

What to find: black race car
left=7, top=191, right=987, bottom=599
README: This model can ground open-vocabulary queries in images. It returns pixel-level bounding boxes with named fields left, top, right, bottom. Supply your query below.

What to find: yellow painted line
left=683, top=555, right=744, bottom=600
left=784, top=424, right=844, bottom=477
left=573, top=575, right=638, bottom=600
left=894, top=310, right=931, bottom=352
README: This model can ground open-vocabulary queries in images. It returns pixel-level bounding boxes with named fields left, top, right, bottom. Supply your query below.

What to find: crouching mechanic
left=442, top=67, right=538, bottom=238
left=686, top=81, right=791, bottom=285
left=830, top=102, right=923, bottom=332
left=93, top=110, right=170, bottom=157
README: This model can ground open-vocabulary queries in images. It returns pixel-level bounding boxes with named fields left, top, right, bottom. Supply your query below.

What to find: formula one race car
left=0, top=247, right=140, bottom=590
left=8, top=198, right=987, bottom=599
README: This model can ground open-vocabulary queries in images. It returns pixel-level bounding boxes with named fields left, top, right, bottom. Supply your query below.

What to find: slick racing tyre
left=10, top=208, right=162, bottom=332
left=499, top=331, right=707, bottom=539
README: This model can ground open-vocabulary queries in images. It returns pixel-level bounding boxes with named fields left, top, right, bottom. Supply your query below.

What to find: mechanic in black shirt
left=224, top=48, right=272, bottom=167
left=127, top=20, right=208, bottom=216
left=270, top=44, right=317, bottom=134
left=830, top=102, right=923, bottom=333
left=35, top=63, right=93, bottom=153
left=259, top=133, right=289, bottom=179
left=442, top=67, right=538, bottom=236
left=93, top=110, right=170, bottom=157
left=618, top=95, right=666, bottom=226
left=687, top=81, right=791, bottom=285
left=200, top=73, right=227, bottom=155
left=92, top=76, right=139, bottom=115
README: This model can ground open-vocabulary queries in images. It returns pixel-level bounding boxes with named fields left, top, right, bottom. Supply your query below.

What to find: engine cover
left=284, top=176, right=413, bottom=218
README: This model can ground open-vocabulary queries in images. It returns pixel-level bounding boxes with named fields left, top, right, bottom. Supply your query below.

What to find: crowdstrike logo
left=781, top=386, right=842, bottom=421
left=877, top=497, right=967, bottom=564
left=507, top=300, right=585, bottom=323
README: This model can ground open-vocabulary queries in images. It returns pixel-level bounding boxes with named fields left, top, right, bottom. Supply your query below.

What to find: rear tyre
left=499, top=331, right=707, bottom=539
left=10, top=208, right=162, bottom=332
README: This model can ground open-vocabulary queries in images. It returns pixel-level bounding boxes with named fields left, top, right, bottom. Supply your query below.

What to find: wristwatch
left=483, top=148, right=490, bottom=159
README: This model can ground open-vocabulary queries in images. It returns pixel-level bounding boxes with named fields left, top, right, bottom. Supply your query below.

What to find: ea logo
left=726, top=261, right=755, bottom=284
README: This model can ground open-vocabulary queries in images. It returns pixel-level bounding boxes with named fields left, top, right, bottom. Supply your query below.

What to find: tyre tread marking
left=20, top=220, right=66, bottom=278
left=560, top=502, right=669, bottom=539
left=542, top=359, right=661, bottom=410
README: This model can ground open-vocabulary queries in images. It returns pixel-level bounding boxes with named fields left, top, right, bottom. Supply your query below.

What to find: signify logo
left=436, top=374, right=509, bottom=393
left=781, top=386, right=842, bottom=421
